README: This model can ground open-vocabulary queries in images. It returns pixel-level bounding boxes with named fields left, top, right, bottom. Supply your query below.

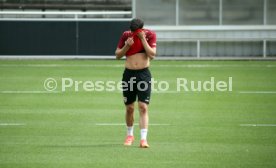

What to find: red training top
left=117, top=29, right=157, bottom=57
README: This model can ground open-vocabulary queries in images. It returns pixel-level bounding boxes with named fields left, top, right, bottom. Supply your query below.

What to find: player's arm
left=137, top=32, right=156, bottom=60
left=115, top=38, right=134, bottom=59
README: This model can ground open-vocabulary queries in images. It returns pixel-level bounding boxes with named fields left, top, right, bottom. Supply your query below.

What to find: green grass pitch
left=0, top=59, right=276, bottom=168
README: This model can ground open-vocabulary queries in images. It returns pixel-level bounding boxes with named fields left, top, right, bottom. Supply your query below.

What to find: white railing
left=0, top=11, right=132, bottom=21
left=149, top=25, right=276, bottom=58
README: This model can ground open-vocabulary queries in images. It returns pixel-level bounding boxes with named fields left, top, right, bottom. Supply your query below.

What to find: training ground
left=0, top=60, right=276, bottom=168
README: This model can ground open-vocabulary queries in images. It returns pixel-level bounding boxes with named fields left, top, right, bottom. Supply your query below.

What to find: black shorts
left=122, top=67, right=152, bottom=105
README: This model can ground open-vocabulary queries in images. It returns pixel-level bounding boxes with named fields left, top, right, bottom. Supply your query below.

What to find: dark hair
left=130, top=18, right=144, bottom=32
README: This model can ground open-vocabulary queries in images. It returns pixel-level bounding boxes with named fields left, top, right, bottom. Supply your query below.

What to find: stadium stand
left=0, top=0, right=275, bottom=58
left=135, top=0, right=276, bottom=58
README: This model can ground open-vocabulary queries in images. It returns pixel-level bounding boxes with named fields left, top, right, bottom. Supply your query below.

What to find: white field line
left=240, top=124, right=276, bottom=127
left=0, top=123, right=26, bottom=126
left=156, top=64, right=276, bottom=68
left=95, top=123, right=171, bottom=126
left=154, top=91, right=276, bottom=94
left=1, top=90, right=276, bottom=94
left=0, top=91, right=61, bottom=94
left=0, top=64, right=124, bottom=67
left=0, top=64, right=276, bottom=68
left=239, top=91, right=276, bottom=94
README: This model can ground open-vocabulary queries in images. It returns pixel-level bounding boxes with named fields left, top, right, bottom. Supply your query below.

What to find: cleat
left=124, top=136, right=134, bottom=146
left=140, top=139, right=150, bottom=148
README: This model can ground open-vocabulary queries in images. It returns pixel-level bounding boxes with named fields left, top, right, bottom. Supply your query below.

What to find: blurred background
left=0, top=0, right=275, bottom=58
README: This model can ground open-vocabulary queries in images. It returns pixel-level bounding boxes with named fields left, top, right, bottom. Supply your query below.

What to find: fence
left=0, top=0, right=276, bottom=58
left=133, top=0, right=276, bottom=58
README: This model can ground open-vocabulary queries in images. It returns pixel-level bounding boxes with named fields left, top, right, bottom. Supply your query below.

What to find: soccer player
left=115, top=18, right=157, bottom=148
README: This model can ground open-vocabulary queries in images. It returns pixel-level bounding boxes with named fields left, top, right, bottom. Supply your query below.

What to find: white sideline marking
left=95, top=123, right=171, bottom=126
left=0, top=64, right=123, bottom=67
left=1, top=90, right=276, bottom=94
left=240, top=124, right=276, bottom=127
left=155, top=91, right=276, bottom=94
left=239, top=91, right=276, bottom=94
left=0, top=64, right=276, bottom=68
left=156, top=64, right=276, bottom=68
left=0, top=91, right=60, bottom=94
left=2, top=90, right=276, bottom=94
left=0, top=123, right=25, bottom=126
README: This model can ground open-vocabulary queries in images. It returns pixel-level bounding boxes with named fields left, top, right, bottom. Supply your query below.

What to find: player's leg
left=138, top=101, right=149, bottom=148
left=125, top=103, right=135, bottom=134
left=123, top=101, right=136, bottom=146
left=138, top=101, right=148, bottom=130
left=122, top=68, right=137, bottom=146
left=124, top=102, right=135, bottom=146
left=137, top=68, right=151, bottom=148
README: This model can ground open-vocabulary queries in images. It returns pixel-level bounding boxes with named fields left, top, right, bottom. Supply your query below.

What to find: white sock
left=127, top=126, right=134, bottom=136
left=140, top=129, right=148, bottom=140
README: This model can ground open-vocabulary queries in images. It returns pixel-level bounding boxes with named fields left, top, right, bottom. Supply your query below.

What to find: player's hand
left=137, top=31, right=146, bottom=40
left=125, top=37, right=134, bottom=47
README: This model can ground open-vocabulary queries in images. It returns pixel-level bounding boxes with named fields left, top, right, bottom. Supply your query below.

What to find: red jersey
left=117, top=29, right=157, bottom=57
